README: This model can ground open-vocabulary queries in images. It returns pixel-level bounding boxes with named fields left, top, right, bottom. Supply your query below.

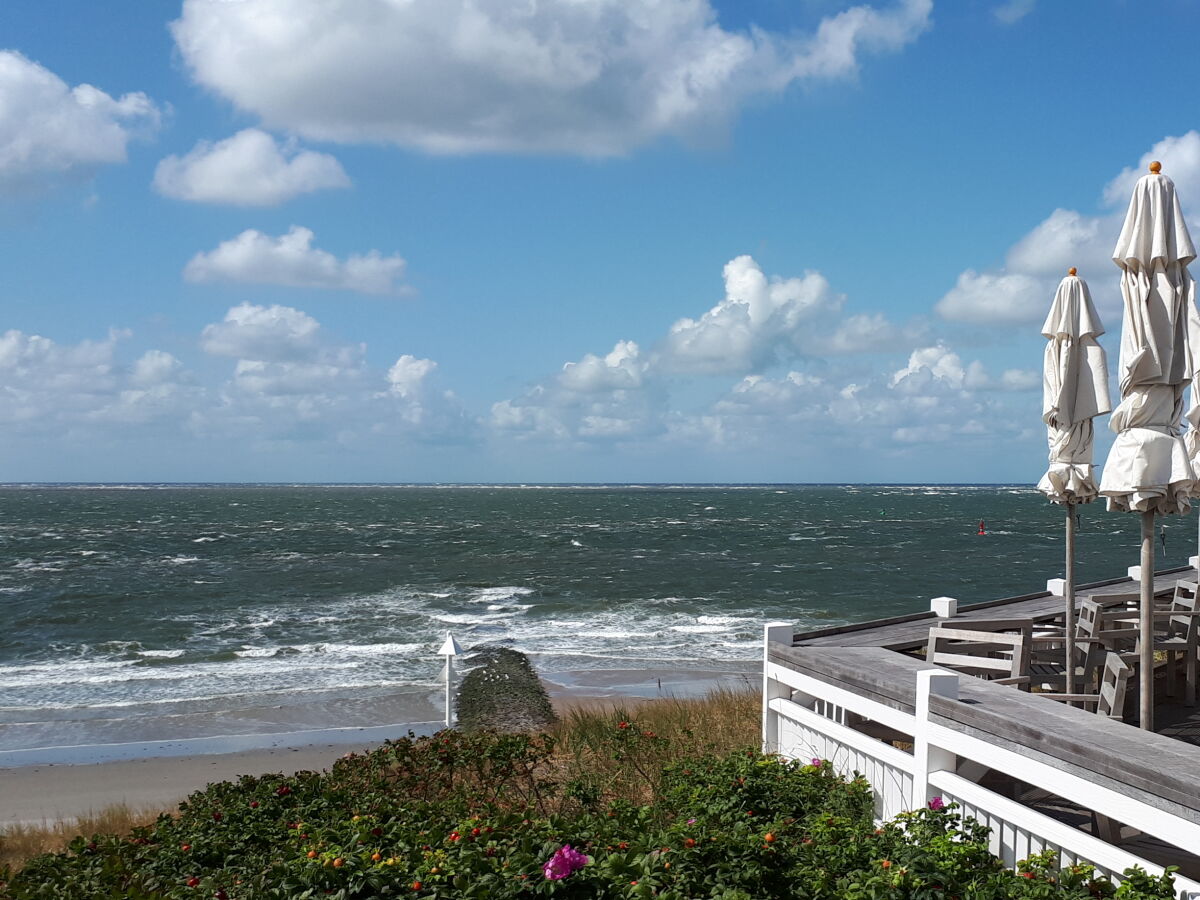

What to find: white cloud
left=993, top=0, right=1036, bottom=25
left=934, top=269, right=1045, bottom=326
left=492, top=340, right=663, bottom=442
left=660, top=255, right=842, bottom=373
left=1004, top=208, right=1111, bottom=278
left=0, top=329, right=198, bottom=429
left=195, top=303, right=473, bottom=444
left=154, top=128, right=349, bottom=206
left=0, top=50, right=159, bottom=189
left=386, top=355, right=439, bottom=399
left=130, top=350, right=183, bottom=387
left=560, top=340, right=647, bottom=392
left=185, top=227, right=407, bottom=295
left=171, top=0, right=931, bottom=157
left=1103, top=131, right=1200, bottom=209
left=200, top=303, right=325, bottom=362
left=890, top=343, right=966, bottom=390
left=937, top=132, right=1200, bottom=329
left=825, top=312, right=925, bottom=353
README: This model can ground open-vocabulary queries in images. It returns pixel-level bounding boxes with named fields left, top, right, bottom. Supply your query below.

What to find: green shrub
left=0, top=723, right=1178, bottom=899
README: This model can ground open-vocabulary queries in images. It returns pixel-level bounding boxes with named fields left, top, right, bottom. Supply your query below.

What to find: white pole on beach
left=439, top=632, right=462, bottom=728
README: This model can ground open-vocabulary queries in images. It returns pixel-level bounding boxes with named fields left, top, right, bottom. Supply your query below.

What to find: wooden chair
left=1138, top=580, right=1200, bottom=705
left=1026, top=600, right=1126, bottom=693
left=926, top=622, right=1031, bottom=688
left=1036, top=652, right=1132, bottom=720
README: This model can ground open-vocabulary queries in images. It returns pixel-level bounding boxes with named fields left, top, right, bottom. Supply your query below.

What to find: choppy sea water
left=1, top=484, right=1196, bottom=756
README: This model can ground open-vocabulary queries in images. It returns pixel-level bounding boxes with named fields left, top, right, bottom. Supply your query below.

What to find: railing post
left=762, top=622, right=794, bottom=754
left=912, top=669, right=958, bottom=810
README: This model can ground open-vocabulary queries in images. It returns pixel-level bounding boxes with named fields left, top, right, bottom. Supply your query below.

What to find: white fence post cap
left=438, top=633, right=463, bottom=656
left=1190, top=555, right=1200, bottom=569
left=1127, top=565, right=1142, bottom=582
left=1045, top=578, right=1066, bottom=596
left=930, top=596, right=958, bottom=618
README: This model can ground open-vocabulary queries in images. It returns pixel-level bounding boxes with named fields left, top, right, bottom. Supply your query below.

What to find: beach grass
left=0, top=803, right=171, bottom=873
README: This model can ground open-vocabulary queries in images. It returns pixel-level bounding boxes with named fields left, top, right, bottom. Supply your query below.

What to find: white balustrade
left=761, top=624, right=1200, bottom=900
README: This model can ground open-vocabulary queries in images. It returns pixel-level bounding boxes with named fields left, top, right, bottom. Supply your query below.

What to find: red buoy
left=977, top=520, right=986, bottom=536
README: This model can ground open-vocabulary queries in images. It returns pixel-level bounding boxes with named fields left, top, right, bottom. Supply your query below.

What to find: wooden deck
left=789, top=566, right=1195, bottom=651
left=766, top=564, right=1200, bottom=876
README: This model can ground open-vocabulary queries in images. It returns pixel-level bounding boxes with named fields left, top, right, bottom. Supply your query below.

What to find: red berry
left=187, top=877, right=200, bottom=887
left=249, top=801, right=259, bottom=809
left=212, top=812, right=222, bottom=822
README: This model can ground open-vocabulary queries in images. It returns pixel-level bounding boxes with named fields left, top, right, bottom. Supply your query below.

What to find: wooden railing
left=762, top=624, right=1200, bottom=897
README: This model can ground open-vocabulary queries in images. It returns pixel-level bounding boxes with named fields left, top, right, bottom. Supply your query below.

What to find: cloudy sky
left=3, top=0, right=1199, bottom=483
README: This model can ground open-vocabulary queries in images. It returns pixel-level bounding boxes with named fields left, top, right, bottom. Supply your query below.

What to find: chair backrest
left=926, top=625, right=1030, bottom=684
left=1077, top=598, right=1138, bottom=650
left=1080, top=592, right=1139, bottom=611
left=1167, top=580, right=1200, bottom=638
left=1095, top=652, right=1132, bottom=720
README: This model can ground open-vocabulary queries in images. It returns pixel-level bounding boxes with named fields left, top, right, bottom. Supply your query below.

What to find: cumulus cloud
left=679, top=337, right=1036, bottom=452
left=1103, top=131, right=1200, bottom=209
left=0, top=50, right=159, bottom=190
left=184, top=226, right=407, bottom=295
left=493, top=340, right=664, bottom=442
left=560, top=341, right=648, bottom=392
left=493, top=255, right=950, bottom=445
left=934, top=269, right=1045, bottom=326
left=937, top=132, right=1200, bottom=328
left=154, top=128, right=349, bottom=206
left=993, top=0, right=1036, bottom=25
left=200, top=303, right=325, bottom=362
left=660, top=255, right=842, bottom=373
left=171, top=0, right=931, bottom=157
left=0, top=329, right=199, bottom=429
left=194, top=303, right=473, bottom=444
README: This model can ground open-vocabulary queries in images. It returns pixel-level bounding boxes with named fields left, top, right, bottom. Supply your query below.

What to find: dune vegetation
left=0, top=686, right=1179, bottom=899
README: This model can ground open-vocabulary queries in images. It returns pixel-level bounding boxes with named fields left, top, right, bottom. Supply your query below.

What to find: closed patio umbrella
left=1099, top=161, right=1198, bottom=729
left=1038, top=268, right=1110, bottom=696
left=1186, top=303, right=1200, bottom=578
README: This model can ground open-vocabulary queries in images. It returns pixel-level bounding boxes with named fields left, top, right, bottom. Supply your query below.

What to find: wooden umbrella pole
left=1140, top=510, right=1155, bottom=731
left=1064, top=503, right=1076, bottom=699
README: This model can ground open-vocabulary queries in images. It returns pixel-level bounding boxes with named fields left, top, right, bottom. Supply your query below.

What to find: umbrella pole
left=1065, top=503, right=1076, bottom=699
left=1140, top=511, right=1155, bottom=731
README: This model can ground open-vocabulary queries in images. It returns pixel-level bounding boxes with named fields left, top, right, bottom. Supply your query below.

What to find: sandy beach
left=0, top=666, right=754, bottom=827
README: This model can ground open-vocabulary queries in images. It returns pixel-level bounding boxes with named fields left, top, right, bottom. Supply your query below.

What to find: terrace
left=761, top=566, right=1200, bottom=897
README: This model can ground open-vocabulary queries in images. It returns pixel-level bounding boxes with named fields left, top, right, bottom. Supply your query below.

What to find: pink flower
left=810, top=758, right=822, bottom=767
left=928, top=796, right=945, bottom=811
left=542, top=844, right=589, bottom=881
left=686, top=818, right=696, bottom=825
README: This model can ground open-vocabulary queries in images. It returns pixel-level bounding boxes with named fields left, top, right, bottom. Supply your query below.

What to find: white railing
left=762, top=623, right=1200, bottom=899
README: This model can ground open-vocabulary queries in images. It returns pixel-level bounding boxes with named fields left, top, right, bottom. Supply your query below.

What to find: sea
left=1, top=484, right=1196, bottom=762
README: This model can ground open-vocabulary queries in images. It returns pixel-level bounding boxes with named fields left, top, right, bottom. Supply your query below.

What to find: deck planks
left=791, top=568, right=1194, bottom=651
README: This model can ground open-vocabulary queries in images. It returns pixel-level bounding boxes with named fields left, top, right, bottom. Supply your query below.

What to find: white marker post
left=439, top=632, right=463, bottom=728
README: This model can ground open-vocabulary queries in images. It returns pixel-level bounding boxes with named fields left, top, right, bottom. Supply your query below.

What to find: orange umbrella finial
left=1150, top=160, right=1162, bottom=174
left=1068, top=267, right=1077, bottom=276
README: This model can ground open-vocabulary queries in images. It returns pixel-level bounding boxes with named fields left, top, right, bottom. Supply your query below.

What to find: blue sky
left=3, top=0, right=1200, bottom=483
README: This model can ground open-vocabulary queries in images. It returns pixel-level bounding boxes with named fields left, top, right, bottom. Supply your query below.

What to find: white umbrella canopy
left=1037, top=270, right=1111, bottom=505
left=1099, top=161, right=1198, bottom=730
left=1037, top=269, right=1111, bottom=700
left=1100, top=163, right=1197, bottom=515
